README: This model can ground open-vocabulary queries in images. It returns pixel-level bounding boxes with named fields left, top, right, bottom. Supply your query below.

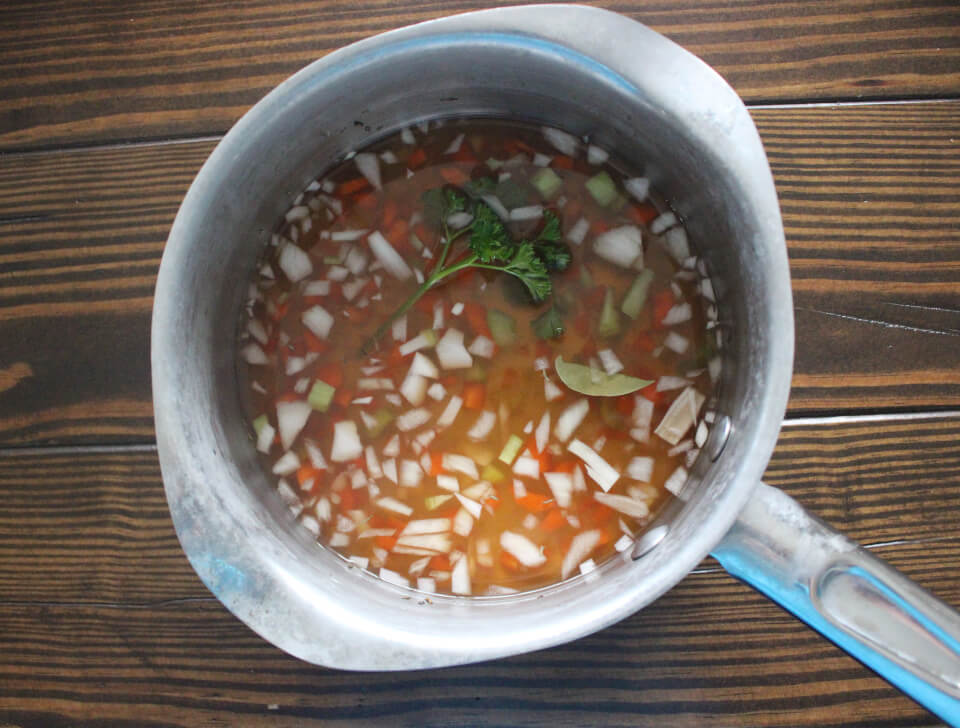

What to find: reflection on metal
left=709, top=414, right=732, bottom=461
left=632, top=525, right=669, bottom=561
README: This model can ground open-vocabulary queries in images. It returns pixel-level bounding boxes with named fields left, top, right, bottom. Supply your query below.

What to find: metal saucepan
left=151, top=6, right=960, bottom=722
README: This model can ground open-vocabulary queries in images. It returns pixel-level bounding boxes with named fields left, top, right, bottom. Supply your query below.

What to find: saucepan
left=151, top=5, right=960, bottom=722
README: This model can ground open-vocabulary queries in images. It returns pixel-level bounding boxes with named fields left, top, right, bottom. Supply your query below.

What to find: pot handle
left=711, top=482, right=960, bottom=725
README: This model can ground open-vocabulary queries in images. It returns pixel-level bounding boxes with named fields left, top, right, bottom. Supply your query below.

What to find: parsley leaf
left=502, top=242, right=551, bottom=302
left=531, top=305, right=566, bottom=339
left=534, top=242, right=572, bottom=272
left=468, top=203, right=514, bottom=263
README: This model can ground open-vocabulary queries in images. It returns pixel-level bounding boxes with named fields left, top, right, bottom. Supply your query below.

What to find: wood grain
left=1, top=0, right=958, bottom=151
left=1, top=101, right=958, bottom=444
left=0, top=415, right=957, bottom=726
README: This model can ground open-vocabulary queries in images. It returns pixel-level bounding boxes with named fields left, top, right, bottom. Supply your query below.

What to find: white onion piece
left=379, top=436, right=399, bottom=460
left=436, top=329, right=473, bottom=369
left=436, top=395, right=463, bottom=428
left=665, top=466, right=689, bottom=496
left=542, top=126, right=578, bottom=156
left=326, top=265, right=349, bottom=281
left=533, top=357, right=550, bottom=372
left=409, top=556, right=430, bottom=577
left=400, top=127, right=415, bottom=145
left=303, top=280, right=331, bottom=297
left=401, top=518, right=451, bottom=536
left=357, top=377, right=394, bottom=390
left=391, top=314, right=408, bottom=342
left=513, top=479, right=527, bottom=499
left=695, top=420, right=709, bottom=448
left=700, top=277, right=716, bottom=302
left=303, top=439, right=327, bottom=470
left=593, top=225, right=643, bottom=268
left=399, top=459, right=424, bottom=487
left=455, top=493, right=483, bottom=519
left=561, top=529, right=601, bottom=579
left=247, top=319, right=268, bottom=345
left=544, top=472, right=573, bottom=508
left=668, top=439, right=693, bottom=456
left=278, top=244, right=313, bottom=282
left=354, top=152, right=382, bottom=190
left=657, top=376, right=690, bottom=392
left=397, top=408, right=431, bottom=432
left=587, top=145, right=609, bottom=165
left=568, top=439, right=619, bottom=492
left=453, top=507, right=474, bottom=537
left=597, top=349, right=624, bottom=375
left=709, top=356, right=722, bottom=383
left=358, top=528, right=397, bottom=539
left=447, top=211, right=473, bottom=230
left=382, top=458, right=398, bottom=484
left=409, top=352, right=439, bottom=379
left=572, top=465, right=587, bottom=493
left=276, top=401, right=311, bottom=450
left=567, top=216, right=589, bottom=245
left=330, top=229, right=369, bottom=243
left=480, top=194, right=510, bottom=221
left=445, top=133, right=465, bottom=155
left=368, top=231, right=413, bottom=280
left=242, top=343, right=269, bottom=365
left=344, top=248, right=370, bottom=275
left=256, top=421, right=275, bottom=453
left=330, top=420, right=363, bottom=462
left=427, top=382, right=446, bottom=401
left=302, top=305, right=334, bottom=339
left=662, top=303, right=693, bottom=326
left=664, top=331, right=689, bottom=354
left=396, top=533, right=452, bottom=555
left=594, top=492, right=650, bottom=520
left=341, top=277, right=367, bottom=302
left=467, top=411, right=497, bottom=441
left=522, top=513, right=538, bottom=531
left=554, top=399, right=589, bottom=442
left=364, top=445, right=383, bottom=480
left=399, top=374, right=428, bottom=406
left=437, top=474, right=459, bottom=493
left=624, top=177, right=650, bottom=201
left=379, top=568, right=408, bottom=587
left=501, top=531, right=547, bottom=567
left=614, top=534, right=634, bottom=553
left=415, top=429, right=436, bottom=450
left=376, top=497, right=412, bottom=517
left=632, top=397, right=654, bottom=429
left=509, top=205, right=543, bottom=222
left=650, top=211, right=677, bottom=234
left=451, top=553, right=471, bottom=595
left=533, top=152, right=552, bottom=167
left=272, top=450, right=300, bottom=475
left=535, top=412, right=551, bottom=454
left=626, top=456, right=654, bottom=482
left=544, top=379, right=564, bottom=402
left=468, top=335, right=495, bottom=359
left=398, top=331, right=434, bottom=356
left=655, top=387, right=705, bottom=446
left=579, top=559, right=597, bottom=575
left=443, top=453, right=478, bottom=479
left=664, top=226, right=690, bottom=262
left=285, top=205, right=309, bottom=222
left=512, top=455, right=540, bottom=479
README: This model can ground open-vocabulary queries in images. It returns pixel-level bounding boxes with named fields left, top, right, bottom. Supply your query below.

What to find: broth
left=240, top=119, right=720, bottom=596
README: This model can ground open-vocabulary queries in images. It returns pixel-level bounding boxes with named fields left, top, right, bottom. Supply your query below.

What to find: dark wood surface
left=1, top=1, right=959, bottom=725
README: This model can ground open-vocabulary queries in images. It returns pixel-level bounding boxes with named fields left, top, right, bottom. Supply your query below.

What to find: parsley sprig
left=361, top=185, right=570, bottom=354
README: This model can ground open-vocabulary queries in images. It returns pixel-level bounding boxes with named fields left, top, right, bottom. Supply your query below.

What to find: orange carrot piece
left=652, top=289, right=674, bottom=328
left=304, top=331, right=330, bottom=353
left=439, top=166, right=469, bottom=185
left=296, top=465, right=322, bottom=489
left=408, top=147, right=427, bottom=169
left=462, top=382, right=485, bottom=410
left=500, top=550, right=523, bottom=572
left=552, top=155, right=574, bottom=170
left=375, top=535, right=398, bottom=551
left=316, top=363, right=344, bottom=388
left=338, top=177, right=369, bottom=195
left=382, top=198, right=400, bottom=228
left=627, top=201, right=659, bottom=225
left=540, top=508, right=567, bottom=532
left=430, top=452, right=444, bottom=476
left=429, top=554, right=451, bottom=571
left=517, top=493, right=553, bottom=513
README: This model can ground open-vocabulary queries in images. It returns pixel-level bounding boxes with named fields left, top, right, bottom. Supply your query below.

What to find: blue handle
left=712, top=483, right=960, bottom=726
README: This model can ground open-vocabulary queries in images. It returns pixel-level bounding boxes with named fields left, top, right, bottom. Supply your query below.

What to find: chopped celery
left=425, top=494, right=454, bottom=510
left=464, top=363, right=487, bottom=382
left=252, top=414, right=269, bottom=436
left=608, top=193, right=628, bottom=213
left=419, top=328, right=439, bottom=347
left=308, top=380, right=336, bottom=412
left=586, top=171, right=618, bottom=207
left=530, top=167, right=563, bottom=200
left=486, top=157, right=504, bottom=171
left=532, top=306, right=565, bottom=340
left=322, top=255, right=342, bottom=265
left=487, top=309, right=517, bottom=347
left=621, top=269, right=655, bottom=319
left=481, top=462, right=507, bottom=483
left=498, top=435, right=524, bottom=466
left=579, top=264, right=593, bottom=289
left=365, top=407, right=395, bottom=437
left=598, top=287, right=620, bottom=338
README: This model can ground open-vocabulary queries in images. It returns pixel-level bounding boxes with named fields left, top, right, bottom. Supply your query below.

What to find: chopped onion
left=427, top=382, right=446, bottom=401
left=501, top=531, right=547, bottom=567
left=341, top=277, right=368, bottom=302
left=377, top=496, right=412, bottom=516
left=399, top=373, right=428, bottom=406
left=568, top=439, right=619, bottom=492
left=597, top=349, right=624, bottom=375
left=447, top=211, right=473, bottom=230
left=326, top=265, right=349, bottom=281
left=468, top=335, right=495, bottom=359
left=391, top=314, right=408, bottom=342
left=614, top=534, right=634, bottom=553
left=579, top=559, right=597, bottom=575
left=544, top=379, right=564, bottom=402
left=401, top=518, right=451, bottom=536
left=513, top=479, right=527, bottom=499
left=445, top=133, right=465, bottom=155
left=593, top=225, right=643, bottom=268
left=650, top=211, right=678, bottom=234
left=379, top=567, right=408, bottom=587
left=522, top=420, right=534, bottom=435
left=395, top=533, right=452, bottom=555
left=668, top=439, right=693, bottom=456
left=695, top=420, right=709, bottom=448
left=331, top=229, right=369, bottom=244
left=331, top=420, right=363, bottom=462
left=358, top=377, right=394, bottom=390
left=662, top=302, right=692, bottom=326
left=382, top=435, right=400, bottom=458
left=455, top=493, right=483, bottom=519
left=664, top=466, right=688, bottom=496
left=276, top=401, right=311, bottom=450
left=382, top=458, right=398, bottom=484
left=554, top=399, right=590, bottom=442
left=401, top=127, right=415, bottom=145
left=247, top=319, right=268, bottom=345
left=415, top=429, right=436, bottom=450
left=664, top=331, right=689, bottom=354
left=544, top=472, right=573, bottom=508
left=567, top=216, right=589, bottom=245
left=368, top=231, right=413, bottom=280
left=300, top=515, right=320, bottom=537
left=272, top=451, right=300, bottom=475
left=329, top=531, right=349, bottom=547
left=655, top=387, right=705, bottom=446
left=594, top=492, right=650, bottom=519
left=572, top=465, right=587, bottom=492
left=278, top=244, right=313, bottom=282
left=437, top=474, right=459, bottom=492
left=542, top=126, right=578, bottom=156
left=380, top=150, right=398, bottom=165
left=409, top=556, right=430, bottom=577
left=243, top=343, right=269, bottom=365
left=303, top=280, right=331, bottom=296
left=624, top=177, right=650, bottom=202
left=709, top=356, right=722, bottom=383
left=587, top=145, right=609, bottom=165
left=354, top=152, right=382, bottom=190
left=512, top=454, right=540, bottom=479
left=409, top=352, right=439, bottom=379
left=436, top=329, right=473, bottom=369
left=304, top=439, right=327, bottom=469
left=533, top=152, right=552, bottom=167
left=509, top=205, right=543, bottom=222
left=443, top=453, right=478, bottom=479
left=285, top=205, right=310, bottom=222
left=302, top=304, right=334, bottom=339
left=467, top=410, right=497, bottom=441
left=436, top=395, right=463, bottom=428
left=398, top=331, right=436, bottom=356
left=522, top=513, right=538, bottom=530
left=256, top=421, right=275, bottom=453
left=453, top=507, right=474, bottom=537
left=657, top=376, right=690, bottom=392
left=365, top=445, right=383, bottom=479
left=416, top=577, right=437, bottom=593
left=664, top=226, right=690, bottom=262
left=533, top=356, right=550, bottom=372
left=451, top=553, right=471, bottom=595
left=700, top=277, right=716, bottom=302
left=397, top=408, right=431, bottom=432
left=358, top=528, right=396, bottom=539
left=480, top=194, right=510, bottom=221
left=399, top=459, right=424, bottom=487
left=534, top=412, right=551, bottom=454
left=626, top=456, right=654, bottom=482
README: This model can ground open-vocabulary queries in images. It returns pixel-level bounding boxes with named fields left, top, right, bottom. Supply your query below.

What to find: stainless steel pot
left=151, top=5, right=960, bottom=722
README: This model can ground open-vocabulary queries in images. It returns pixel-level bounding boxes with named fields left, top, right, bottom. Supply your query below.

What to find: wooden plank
left=1, top=101, right=958, bottom=444
left=0, top=415, right=957, bottom=726
left=1, top=0, right=958, bottom=151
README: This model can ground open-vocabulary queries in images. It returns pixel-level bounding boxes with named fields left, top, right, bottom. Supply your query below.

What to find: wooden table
left=2, top=1, right=958, bottom=725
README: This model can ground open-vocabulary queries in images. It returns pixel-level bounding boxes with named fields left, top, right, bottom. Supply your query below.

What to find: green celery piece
left=365, top=408, right=395, bottom=437
left=425, top=494, right=454, bottom=510
left=531, top=306, right=565, bottom=339
left=481, top=462, right=507, bottom=483
left=308, top=380, right=336, bottom=412
left=586, top=171, right=618, bottom=207
left=464, top=363, right=487, bottom=382
left=597, top=287, right=620, bottom=338
left=252, top=414, right=269, bottom=436
left=487, top=309, right=517, bottom=347
left=531, top=167, right=563, bottom=200
left=621, top=269, right=655, bottom=319
left=497, top=435, right=524, bottom=466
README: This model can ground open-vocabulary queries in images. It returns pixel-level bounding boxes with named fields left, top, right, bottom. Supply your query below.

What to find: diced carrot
left=385, top=218, right=410, bottom=250
left=640, top=382, right=663, bottom=405
left=540, top=508, right=567, bottom=532
left=430, top=452, right=444, bottom=476
left=354, top=191, right=377, bottom=211
left=429, top=554, right=451, bottom=571
left=269, top=301, right=289, bottom=322
left=591, top=219, right=611, bottom=235
left=538, top=450, right=553, bottom=473
left=627, top=201, right=660, bottom=225
left=441, top=375, right=460, bottom=391
left=339, top=488, right=355, bottom=510
left=462, top=382, right=485, bottom=410
left=304, top=331, right=330, bottom=353
left=333, top=387, right=353, bottom=408
left=564, top=198, right=583, bottom=221
left=375, top=535, right=398, bottom=551
left=462, top=302, right=490, bottom=337
left=525, top=435, right=539, bottom=456
left=452, top=145, right=478, bottom=164
left=296, top=465, right=322, bottom=489
left=338, top=177, right=369, bottom=195
left=517, top=492, right=553, bottom=513
left=615, top=394, right=634, bottom=416
left=552, top=459, right=577, bottom=474
left=408, top=147, right=427, bottom=169
left=500, top=550, right=523, bottom=572
left=652, top=289, right=674, bottom=328
left=316, top=363, right=344, bottom=388
left=632, top=331, right=656, bottom=353
left=387, top=345, right=406, bottom=367
left=553, top=155, right=575, bottom=170
left=439, top=166, right=469, bottom=185
left=483, top=496, right=500, bottom=511
left=382, top=198, right=399, bottom=228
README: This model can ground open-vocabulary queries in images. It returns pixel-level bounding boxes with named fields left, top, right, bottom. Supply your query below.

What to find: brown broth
left=240, top=119, right=719, bottom=596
